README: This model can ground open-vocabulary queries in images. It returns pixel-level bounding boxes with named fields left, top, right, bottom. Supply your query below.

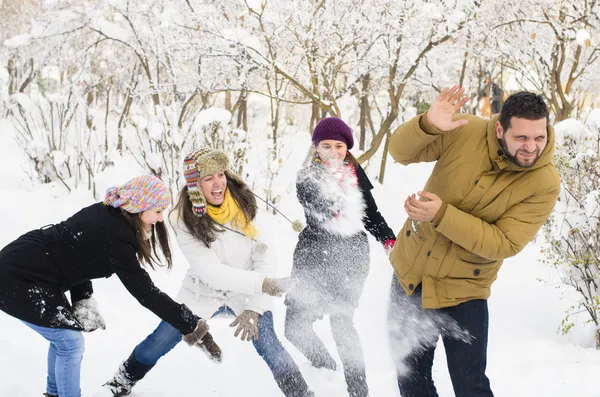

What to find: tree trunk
left=105, top=86, right=111, bottom=163
left=310, top=100, right=321, bottom=135
left=236, top=89, right=248, bottom=130
left=378, top=130, right=391, bottom=184
left=225, top=90, right=232, bottom=111
left=359, top=74, right=370, bottom=151
left=86, top=90, right=94, bottom=130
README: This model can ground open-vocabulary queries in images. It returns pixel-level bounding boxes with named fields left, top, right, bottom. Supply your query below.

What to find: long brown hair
left=172, top=171, right=257, bottom=248
left=120, top=210, right=173, bottom=270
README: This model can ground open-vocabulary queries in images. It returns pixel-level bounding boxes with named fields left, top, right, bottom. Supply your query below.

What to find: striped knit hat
left=183, top=148, right=243, bottom=216
left=103, top=175, right=171, bottom=214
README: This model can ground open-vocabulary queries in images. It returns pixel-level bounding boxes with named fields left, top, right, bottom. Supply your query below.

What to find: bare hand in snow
left=262, top=277, right=299, bottom=297
left=72, top=297, right=106, bottom=332
left=404, top=191, right=443, bottom=223
left=425, top=84, right=470, bottom=132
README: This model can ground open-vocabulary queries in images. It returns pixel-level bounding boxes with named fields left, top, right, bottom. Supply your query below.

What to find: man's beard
left=500, top=135, right=539, bottom=168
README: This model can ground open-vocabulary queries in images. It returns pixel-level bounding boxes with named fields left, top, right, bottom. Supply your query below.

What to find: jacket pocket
left=443, top=256, right=500, bottom=299
left=391, top=222, right=426, bottom=278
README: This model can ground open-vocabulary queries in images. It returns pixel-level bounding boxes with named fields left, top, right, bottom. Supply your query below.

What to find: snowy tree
left=542, top=115, right=600, bottom=348
left=490, top=0, right=600, bottom=121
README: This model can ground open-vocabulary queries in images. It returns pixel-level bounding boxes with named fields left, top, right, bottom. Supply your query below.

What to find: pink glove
left=383, top=239, right=396, bottom=254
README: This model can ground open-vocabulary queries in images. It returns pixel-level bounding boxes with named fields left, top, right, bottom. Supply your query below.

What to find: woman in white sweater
left=100, top=148, right=311, bottom=397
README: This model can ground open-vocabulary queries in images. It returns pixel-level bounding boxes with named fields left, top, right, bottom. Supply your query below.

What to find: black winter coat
left=0, top=202, right=199, bottom=334
left=286, top=160, right=395, bottom=314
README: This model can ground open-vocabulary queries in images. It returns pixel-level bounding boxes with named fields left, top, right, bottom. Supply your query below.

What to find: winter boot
left=100, top=351, right=154, bottom=396
left=275, top=371, right=314, bottom=397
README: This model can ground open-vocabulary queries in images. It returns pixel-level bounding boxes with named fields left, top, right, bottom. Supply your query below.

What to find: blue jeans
left=388, top=276, right=494, bottom=397
left=23, top=321, right=85, bottom=397
left=131, top=307, right=309, bottom=396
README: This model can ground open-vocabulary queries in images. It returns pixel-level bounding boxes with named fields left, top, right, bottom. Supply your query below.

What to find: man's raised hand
left=425, top=85, right=470, bottom=132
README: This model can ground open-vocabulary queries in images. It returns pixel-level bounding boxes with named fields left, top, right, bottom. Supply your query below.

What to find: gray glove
left=230, top=310, right=260, bottom=342
left=72, top=297, right=106, bottom=332
left=262, top=277, right=299, bottom=297
left=182, top=319, right=209, bottom=346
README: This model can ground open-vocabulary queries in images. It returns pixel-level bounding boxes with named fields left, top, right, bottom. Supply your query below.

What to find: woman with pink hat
left=0, top=175, right=219, bottom=397
left=284, top=117, right=397, bottom=397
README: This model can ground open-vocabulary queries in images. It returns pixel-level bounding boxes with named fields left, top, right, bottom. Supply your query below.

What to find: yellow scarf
left=207, top=188, right=257, bottom=239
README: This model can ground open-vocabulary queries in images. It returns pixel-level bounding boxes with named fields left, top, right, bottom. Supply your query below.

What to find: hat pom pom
left=291, top=220, right=304, bottom=232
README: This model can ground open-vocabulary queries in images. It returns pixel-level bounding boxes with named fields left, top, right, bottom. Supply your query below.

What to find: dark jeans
left=130, top=307, right=310, bottom=397
left=388, top=275, right=494, bottom=397
left=285, top=305, right=368, bottom=397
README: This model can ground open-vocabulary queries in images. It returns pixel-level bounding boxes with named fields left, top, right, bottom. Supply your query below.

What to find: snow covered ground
left=0, top=120, right=599, bottom=397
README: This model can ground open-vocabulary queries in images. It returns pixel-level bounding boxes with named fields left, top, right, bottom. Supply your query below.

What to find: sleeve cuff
left=419, top=112, right=445, bottom=136
left=253, top=275, right=267, bottom=295
left=432, top=202, right=448, bottom=227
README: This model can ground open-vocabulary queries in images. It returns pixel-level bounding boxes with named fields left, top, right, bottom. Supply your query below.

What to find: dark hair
left=498, top=91, right=549, bottom=132
left=120, top=210, right=173, bottom=270
left=172, top=171, right=257, bottom=248
left=344, top=151, right=359, bottom=167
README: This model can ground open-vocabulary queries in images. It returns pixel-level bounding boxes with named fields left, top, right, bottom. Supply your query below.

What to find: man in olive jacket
left=387, top=85, right=560, bottom=396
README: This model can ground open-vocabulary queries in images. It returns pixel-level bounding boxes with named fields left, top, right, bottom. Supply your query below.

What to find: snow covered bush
left=126, top=105, right=250, bottom=197
left=541, top=116, right=600, bottom=348
left=7, top=91, right=109, bottom=196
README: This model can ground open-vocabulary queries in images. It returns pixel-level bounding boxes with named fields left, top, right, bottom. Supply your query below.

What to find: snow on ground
left=0, top=120, right=599, bottom=397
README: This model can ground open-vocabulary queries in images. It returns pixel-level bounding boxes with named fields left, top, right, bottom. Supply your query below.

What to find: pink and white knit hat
left=103, top=175, right=171, bottom=214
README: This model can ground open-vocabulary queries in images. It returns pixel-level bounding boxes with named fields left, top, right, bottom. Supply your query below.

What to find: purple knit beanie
left=311, top=117, right=354, bottom=149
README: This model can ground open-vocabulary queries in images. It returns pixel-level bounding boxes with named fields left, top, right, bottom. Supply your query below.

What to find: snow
left=3, top=33, right=31, bottom=48
left=9, top=92, right=33, bottom=110
left=0, top=113, right=599, bottom=397
left=0, top=67, right=9, bottom=85
left=553, top=118, right=589, bottom=145
left=51, top=150, right=67, bottom=168
left=576, top=29, right=591, bottom=46
left=504, top=73, right=539, bottom=92
left=243, top=0, right=265, bottom=10
left=148, top=120, right=164, bottom=141
left=193, top=108, right=232, bottom=130
left=92, top=18, right=132, bottom=42
left=586, top=108, right=600, bottom=131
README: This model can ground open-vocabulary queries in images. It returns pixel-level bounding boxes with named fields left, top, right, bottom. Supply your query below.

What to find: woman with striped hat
left=101, top=149, right=313, bottom=397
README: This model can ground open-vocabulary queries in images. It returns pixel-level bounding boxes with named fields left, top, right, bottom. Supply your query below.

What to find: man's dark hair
left=498, top=91, right=549, bottom=131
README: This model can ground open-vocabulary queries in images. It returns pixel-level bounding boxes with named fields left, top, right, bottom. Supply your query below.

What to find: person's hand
left=262, top=277, right=299, bottom=297
left=230, top=310, right=260, bottom=342
left=72, top=297, right=106, bottom=332
left=425, top=85, right=470, bottom=132
left=182, top=319, right=209, bottom=346
left=404, top=191, right=443, bottom=223
left=197, top=332, right=222, bottom=363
